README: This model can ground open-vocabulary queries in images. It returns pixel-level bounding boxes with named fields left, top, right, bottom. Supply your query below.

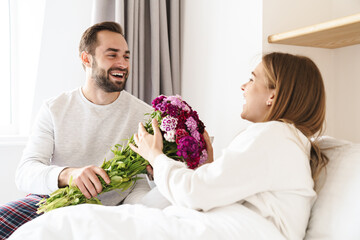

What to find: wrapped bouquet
left=150, top=95, right=207, bottom=169
left=37, top=95, right=207, bottom=213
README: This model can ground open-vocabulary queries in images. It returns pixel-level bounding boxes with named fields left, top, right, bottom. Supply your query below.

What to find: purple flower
left=152, top=95, right=167, bottom=110
left=177, top=136, right=200, bottom=160
left=166, top=104, right=180, bottom=117
left=185, top=117, right=197, bottom=132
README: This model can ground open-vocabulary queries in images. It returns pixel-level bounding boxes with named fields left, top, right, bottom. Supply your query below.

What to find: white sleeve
left=153, top=140, right=272, bottom=211
left=15, top=102, right=66, bottom=194
left=153, top=123, right=311, bottom=212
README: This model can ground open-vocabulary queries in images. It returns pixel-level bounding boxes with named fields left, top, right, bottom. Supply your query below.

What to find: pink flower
left=185, top=117, right=197, bottom=132
left=167, top=95, right=183, bottom=108
left=191, top=130, right=201, bottom=141
left=199, top=149, right=208, bottom=165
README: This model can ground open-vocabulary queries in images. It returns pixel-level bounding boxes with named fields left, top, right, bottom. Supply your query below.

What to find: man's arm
left=15, top=102, right=64, bottom=194
left=15, top=102, right=111, bottom=198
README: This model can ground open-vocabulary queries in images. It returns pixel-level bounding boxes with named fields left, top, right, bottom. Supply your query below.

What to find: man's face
left=91, top=30, right=130, bottom=92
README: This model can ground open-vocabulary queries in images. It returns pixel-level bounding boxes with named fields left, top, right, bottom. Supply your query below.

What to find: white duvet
left=10, top=122, right=314, bottom=239
left=9, top=203, right=285, bottom=240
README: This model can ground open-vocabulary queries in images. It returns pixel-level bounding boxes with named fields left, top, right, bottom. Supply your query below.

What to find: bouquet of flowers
left=37, top=95, right=207, bottom=213
left=150, top=95, right=207, bottom=169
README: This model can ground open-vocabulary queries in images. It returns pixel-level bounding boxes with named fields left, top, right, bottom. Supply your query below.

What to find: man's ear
left=81, top=51, right=92, bottom=68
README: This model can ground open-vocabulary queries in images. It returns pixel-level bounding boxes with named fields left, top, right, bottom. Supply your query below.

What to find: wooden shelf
left=268, top=13, right=360, bottom=49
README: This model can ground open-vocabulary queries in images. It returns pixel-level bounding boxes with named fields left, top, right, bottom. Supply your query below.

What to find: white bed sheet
left=9, top=203, right=285, bottom=240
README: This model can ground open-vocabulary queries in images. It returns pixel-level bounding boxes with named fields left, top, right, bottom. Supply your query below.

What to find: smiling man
left=0, top=22, right=152, bottom=239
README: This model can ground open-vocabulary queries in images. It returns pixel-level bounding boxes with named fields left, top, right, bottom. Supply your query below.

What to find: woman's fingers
left=130, top=121, right=163, bottom=164
left=133, top=133, right=139, bottom=145
left=152, top=119, right=161, bottom=138
left=202, top=130, right=214, bottom=164
left=138, top=122, right=147, bottom=135
left=129, top=143, right=139, bottom=154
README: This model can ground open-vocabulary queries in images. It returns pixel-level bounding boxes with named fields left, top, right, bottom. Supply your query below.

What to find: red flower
left=175, top=129, right=189, bottom=144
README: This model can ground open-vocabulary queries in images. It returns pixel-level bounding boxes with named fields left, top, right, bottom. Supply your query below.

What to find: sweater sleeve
left=122, top=174, right=151, bottom=204
left=153, top=122, right=312, bottom=212
left=15, top=102, right=66, bottom=194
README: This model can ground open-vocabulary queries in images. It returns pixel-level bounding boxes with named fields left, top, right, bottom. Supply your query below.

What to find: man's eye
left=249, top=78, right=254, bottom=82
left=108, top=55, right=116, bottom=57
left=124, top=55, right=130, bottom=59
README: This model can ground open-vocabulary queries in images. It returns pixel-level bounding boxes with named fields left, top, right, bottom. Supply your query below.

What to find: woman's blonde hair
left=262, top=52, right=328, bottom=186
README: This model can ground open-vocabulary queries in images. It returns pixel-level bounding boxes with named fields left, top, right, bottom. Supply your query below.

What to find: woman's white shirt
left=153, top=121, right=316, bottom=240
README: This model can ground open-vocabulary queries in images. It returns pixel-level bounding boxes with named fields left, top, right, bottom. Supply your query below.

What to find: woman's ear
left=80, top=51, right=92, bottom=68
left=266, top=90, right=275, bottom=106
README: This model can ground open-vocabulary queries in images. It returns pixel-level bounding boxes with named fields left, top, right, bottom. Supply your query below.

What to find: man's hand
left=58, top=166, right=110, bottom=199
left=146, top=165, right=154, bottom=181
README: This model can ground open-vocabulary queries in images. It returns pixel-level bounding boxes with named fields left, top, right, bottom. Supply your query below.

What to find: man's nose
left=116, top=57, right=129, bottom=69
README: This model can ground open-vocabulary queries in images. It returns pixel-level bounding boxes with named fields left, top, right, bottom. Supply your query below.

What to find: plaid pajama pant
left=0, top=194, right=48, bottom=240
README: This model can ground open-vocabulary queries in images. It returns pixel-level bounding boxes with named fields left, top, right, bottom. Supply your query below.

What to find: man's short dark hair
left=79, top=21, right=124, bottom=57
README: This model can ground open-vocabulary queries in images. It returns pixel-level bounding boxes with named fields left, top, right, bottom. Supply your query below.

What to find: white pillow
left=305, top=136, right=360, bottom=240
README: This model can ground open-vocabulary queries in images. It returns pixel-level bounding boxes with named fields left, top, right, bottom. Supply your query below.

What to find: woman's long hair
left=262, top=52, right=328, bottom=188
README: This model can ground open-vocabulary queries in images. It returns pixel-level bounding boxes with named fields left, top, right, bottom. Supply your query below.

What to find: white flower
left=164, top=129, right=176, bottom=142
left=160, top=116, right=178, bottom=132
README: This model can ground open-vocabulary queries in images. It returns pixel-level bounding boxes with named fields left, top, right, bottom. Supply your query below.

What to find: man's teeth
left=112, top=73, right=124, bottom=77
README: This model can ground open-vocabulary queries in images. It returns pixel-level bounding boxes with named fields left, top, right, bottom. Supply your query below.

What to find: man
left=0, top=21, right=152, bottom=239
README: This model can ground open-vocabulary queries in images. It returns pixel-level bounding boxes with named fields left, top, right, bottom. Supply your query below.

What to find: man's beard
left=91, top=59, right=128, bottom=93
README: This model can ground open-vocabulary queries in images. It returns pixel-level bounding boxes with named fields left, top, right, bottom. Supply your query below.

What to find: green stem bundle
left=36, top=138, right=148, bottom=214
left=37, top=112, right=182, bottom=214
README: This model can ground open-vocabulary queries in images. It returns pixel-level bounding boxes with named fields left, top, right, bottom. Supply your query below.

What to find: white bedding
left=9, top=203, right=285, bottom=240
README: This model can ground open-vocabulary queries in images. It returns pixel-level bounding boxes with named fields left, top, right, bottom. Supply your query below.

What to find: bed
left=8, top=136, right=360, bottom=239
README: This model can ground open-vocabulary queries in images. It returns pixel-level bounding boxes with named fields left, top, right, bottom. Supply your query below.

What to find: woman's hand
left=130, top=118, right=163, bottom=165
left=201, top=130, right=214, bottom=165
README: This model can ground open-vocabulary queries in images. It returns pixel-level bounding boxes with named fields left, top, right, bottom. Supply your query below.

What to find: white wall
left=31, top=0, right=93, bottom=123
left=263, top=0, right=360, bottom=143
left=181, top=0, right=262, bottom=156
left=331, top=0, right=360, bottom=142
left=0, top=143, right=27, bottom=204
left=0, top=0, right=92, bottom=204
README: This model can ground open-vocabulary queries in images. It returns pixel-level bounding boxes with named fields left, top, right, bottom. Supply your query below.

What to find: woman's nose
left=241, top=83, right=246, bottom=91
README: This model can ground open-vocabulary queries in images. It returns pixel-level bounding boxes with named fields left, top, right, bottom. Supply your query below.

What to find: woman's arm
left=131, top=120, right=313, bottom=211
left=130, top=120, right=280, bottom=211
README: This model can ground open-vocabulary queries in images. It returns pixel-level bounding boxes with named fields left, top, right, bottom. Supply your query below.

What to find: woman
left=9, top=52, right=328, bottom=240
